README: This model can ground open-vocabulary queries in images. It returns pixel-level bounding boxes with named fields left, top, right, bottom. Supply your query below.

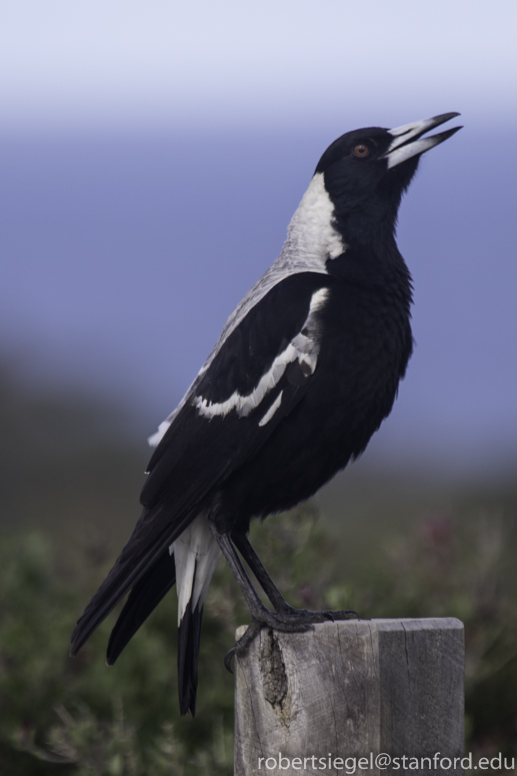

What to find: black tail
left=71, top=504, right=194, bottom=658
left=106, top=550, right=177, bottom=665
left=177, top=601, right=204, bottom=716
left=107, top=548, right=204, bottom=717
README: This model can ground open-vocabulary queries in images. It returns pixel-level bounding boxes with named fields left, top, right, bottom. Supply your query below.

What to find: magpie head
left=316, top=112, right=462, bottom=245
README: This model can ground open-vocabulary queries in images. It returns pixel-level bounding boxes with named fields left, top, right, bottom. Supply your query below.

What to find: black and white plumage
left=71, top=113, right=462, bottom=715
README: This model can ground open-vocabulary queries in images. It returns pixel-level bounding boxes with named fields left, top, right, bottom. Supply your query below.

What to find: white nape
left=285, top=172, right=345, bottom=265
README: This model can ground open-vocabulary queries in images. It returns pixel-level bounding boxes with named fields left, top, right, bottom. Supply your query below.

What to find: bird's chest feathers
left=317, top=274, right=413, bottom=403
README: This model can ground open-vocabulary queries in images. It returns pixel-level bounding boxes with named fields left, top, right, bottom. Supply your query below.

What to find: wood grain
left=234, top=619, right=464, bottom=775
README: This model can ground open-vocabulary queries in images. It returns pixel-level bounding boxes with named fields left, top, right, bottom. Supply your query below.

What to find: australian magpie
left=71, top=113, right=461, bottom=716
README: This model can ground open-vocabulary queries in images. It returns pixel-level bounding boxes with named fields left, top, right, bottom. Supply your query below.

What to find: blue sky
left=1, top=1, right=516, bottom=476
left=1, top=1, right=516, bottom=131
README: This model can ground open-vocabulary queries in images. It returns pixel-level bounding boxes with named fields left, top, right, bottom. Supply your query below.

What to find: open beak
left=384, top=112, right=462, bottom=169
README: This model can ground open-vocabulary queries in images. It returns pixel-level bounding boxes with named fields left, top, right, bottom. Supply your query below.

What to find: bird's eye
left=352, top=143, right=370, bottom=158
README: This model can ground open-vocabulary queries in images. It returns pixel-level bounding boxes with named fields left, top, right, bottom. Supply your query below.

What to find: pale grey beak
left=384, top=112, right=462, bottom=169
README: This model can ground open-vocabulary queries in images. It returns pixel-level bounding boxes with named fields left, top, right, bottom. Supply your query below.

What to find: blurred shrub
left=1, top=505, right=516, bottom=774
left=326, top=511, right=517, bottom=759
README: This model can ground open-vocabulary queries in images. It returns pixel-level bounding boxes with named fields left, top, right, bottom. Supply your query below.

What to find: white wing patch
left=308, top=286, right=330, bottom=313
left=148, top=172, right=342, bottom=449
left=193, top=287, right=329, bottom=423
left=258, top=390, right=283, bottom=427
left=148, top=419, right=172, bottom=447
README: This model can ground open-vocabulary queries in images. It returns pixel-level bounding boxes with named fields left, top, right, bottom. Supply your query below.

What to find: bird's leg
left=208, top=526, right=313, bottom=628
left=209, top=524, right=322, bottom=670
left=231, top=530, right=359, bottom=622
left=210, top=524, right=360, bottom=670
left=230, top=530, right=295, bottom=613
left=210, top=529, right=270, bottom=619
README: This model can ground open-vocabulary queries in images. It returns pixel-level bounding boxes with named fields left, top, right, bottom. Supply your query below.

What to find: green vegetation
left=1, top=367, right=516, bottom=774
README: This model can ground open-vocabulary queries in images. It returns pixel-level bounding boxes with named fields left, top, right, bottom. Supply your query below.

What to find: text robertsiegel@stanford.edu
left=257, top=751, right=515, bottom=772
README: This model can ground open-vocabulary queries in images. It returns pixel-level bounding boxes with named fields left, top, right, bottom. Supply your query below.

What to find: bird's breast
left=215, top=272, right=413, bottom=529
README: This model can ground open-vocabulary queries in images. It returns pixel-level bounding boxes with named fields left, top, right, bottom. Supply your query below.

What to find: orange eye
left=352, top=143, right=370, bottom=158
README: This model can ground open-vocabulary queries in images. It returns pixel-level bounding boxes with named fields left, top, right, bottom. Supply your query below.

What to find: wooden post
left=234, top=618, right=464, bottom=775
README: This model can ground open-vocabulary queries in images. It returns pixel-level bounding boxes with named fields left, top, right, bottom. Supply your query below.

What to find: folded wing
left=71, top=272, right=331, bottom=663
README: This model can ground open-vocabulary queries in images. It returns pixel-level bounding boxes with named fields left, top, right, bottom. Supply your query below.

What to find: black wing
left=71, top=271, right=330, bottom=653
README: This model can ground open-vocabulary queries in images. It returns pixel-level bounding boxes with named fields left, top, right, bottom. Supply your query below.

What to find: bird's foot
left=224, top=607, right=360, bottom=672
left=274, top=605, right=360, bottom=623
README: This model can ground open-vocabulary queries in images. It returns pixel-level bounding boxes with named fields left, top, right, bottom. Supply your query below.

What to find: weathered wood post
left=234, top=618, right=464, bottom=775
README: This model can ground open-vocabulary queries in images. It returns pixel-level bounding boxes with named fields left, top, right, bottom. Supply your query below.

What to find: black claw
left=325, top=609, right=361, bottom=621
left=223, top=609, right=361, bottom=673
left=224, top=647, right=236, bottom=674
left=223, top=619, right=263, bottom=672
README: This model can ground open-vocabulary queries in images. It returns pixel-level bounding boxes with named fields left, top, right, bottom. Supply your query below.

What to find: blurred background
left=1, top=1, right=516, bottom=773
